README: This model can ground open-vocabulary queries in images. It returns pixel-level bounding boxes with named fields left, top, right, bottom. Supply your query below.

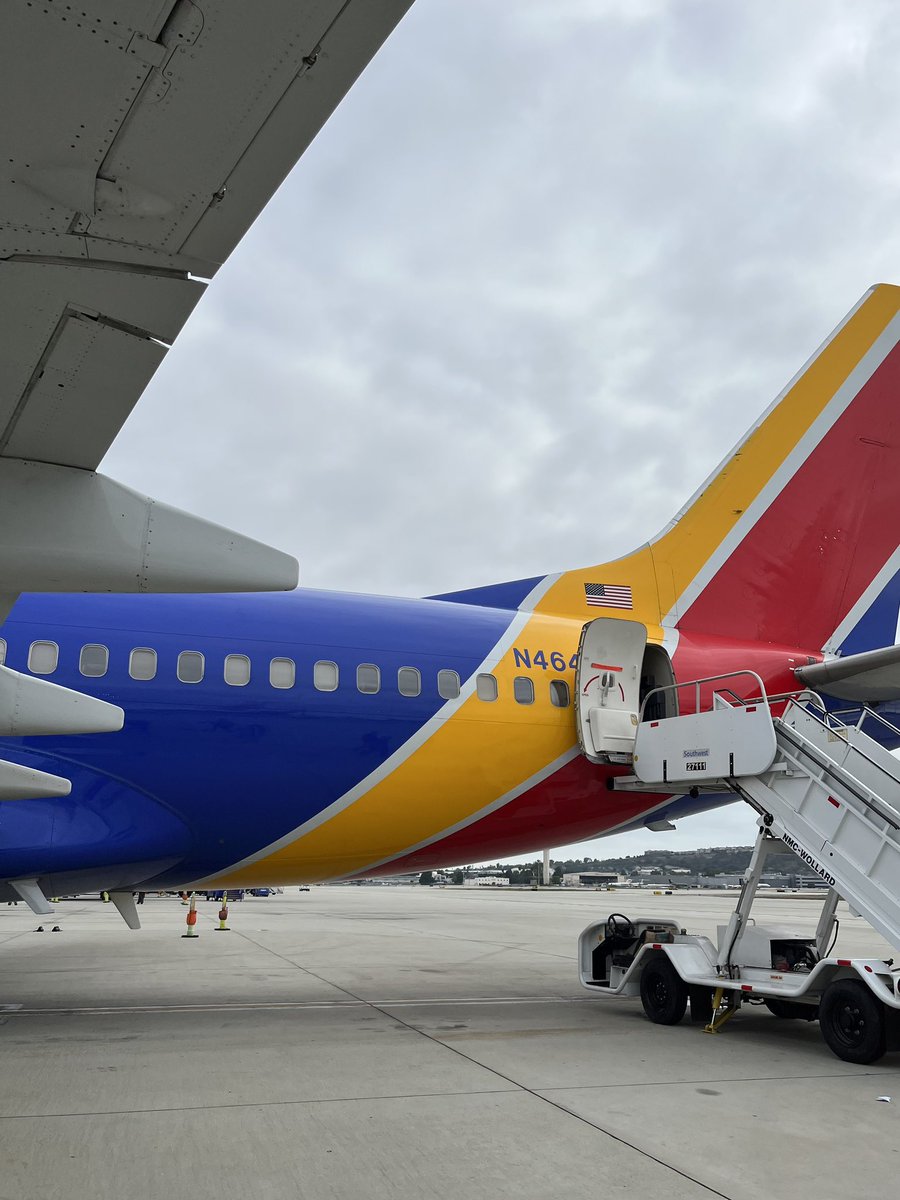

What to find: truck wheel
left=764, top=998, right=817, bottom=1021
left=640, top=956, right=688, bottom=1025
left=688, top=986, right=714, bottom=1024
left=819, top=979, right=886, bottom=1064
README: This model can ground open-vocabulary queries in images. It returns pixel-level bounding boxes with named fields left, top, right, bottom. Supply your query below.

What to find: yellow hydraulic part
left=703, top=987, right=741, bottom=1035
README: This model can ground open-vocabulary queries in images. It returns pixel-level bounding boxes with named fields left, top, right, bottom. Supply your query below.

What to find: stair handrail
left=830, top=703, right=900, bottom=743
left=777, top=698, right=900, bottom=831
left=790, top=693, right=900, bottom=746
left=638, top=669, right=770, bottom=723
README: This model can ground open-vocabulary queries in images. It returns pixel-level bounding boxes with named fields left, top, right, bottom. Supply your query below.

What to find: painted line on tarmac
left=1, top=994, right=592, bottom=1016
left=0, top=1087, right=519, bottom=1123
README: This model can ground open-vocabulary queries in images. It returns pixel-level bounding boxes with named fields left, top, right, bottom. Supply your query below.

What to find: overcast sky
left=103, top=0, right=900, bottom=863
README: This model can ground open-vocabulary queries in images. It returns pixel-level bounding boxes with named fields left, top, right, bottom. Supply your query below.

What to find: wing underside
left=1, top=0, right=413, bottom=471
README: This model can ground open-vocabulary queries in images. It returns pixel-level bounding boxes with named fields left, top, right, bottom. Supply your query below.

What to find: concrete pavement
left=1, top=885, right=897, bottom=1199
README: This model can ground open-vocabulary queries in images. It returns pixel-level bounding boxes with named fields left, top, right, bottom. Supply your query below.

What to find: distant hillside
left=466, top=845, right=807, bottom=883
left=562, top=846, right=803, bottom=876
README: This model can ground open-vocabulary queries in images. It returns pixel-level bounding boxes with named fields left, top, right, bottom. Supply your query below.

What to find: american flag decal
left=584, top=582, right=633, bottom=610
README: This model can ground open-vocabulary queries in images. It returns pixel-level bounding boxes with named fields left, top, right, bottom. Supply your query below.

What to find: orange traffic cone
left=181, top=893, right=199, bottom=938
left=215, top=892, right=230, bottom=932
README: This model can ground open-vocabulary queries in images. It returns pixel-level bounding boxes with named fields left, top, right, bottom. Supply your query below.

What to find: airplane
left=2, top=4, right=900, bottom=920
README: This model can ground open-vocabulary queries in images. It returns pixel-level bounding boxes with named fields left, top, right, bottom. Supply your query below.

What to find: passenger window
left=314, top=660, right=338, bottom=692
left=129, top=648, right=157, bottom=681
left=177, top=651, right=205, bottom=684
left=270, top=658, right=295, bottom=689
left=0, top=637, right=6, bottom=665
left=437, top=669, right=460, bottom=700
left=549, top=679, right=570, bottom=707
left=224, top=654, right=251, bottom=686
left=357, top=664, right=380, bottom=694
left=476, top=673, right=498, bottom=702
left=398, top=667, right=421, bottom=697
left=80, top=644, right=109, bottom=678
left=28, top=640, right=58, bottom=675
left=514, top=676, right=534, bottom=705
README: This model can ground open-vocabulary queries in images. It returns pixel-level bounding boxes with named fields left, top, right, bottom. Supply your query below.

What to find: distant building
left=696, top=874, right=743, bottom=889
left=562, top=871, right=622, bottom=888
left=690, top=873, right=826, bottom=889
left=462, top=874, right=509, bottom=887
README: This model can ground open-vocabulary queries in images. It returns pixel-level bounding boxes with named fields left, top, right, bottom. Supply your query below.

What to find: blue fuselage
left=0, top=589, right=516, bottom=890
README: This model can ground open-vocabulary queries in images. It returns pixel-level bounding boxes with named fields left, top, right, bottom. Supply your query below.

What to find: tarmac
left=1, top=884, right=898, bottom=1200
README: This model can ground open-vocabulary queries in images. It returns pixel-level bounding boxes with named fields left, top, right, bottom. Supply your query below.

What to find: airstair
left=630, top=675, right=900, bottom=953
left=578, top=672, right=900, bottom=1064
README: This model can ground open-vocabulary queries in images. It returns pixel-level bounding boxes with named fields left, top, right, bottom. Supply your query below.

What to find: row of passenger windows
left=0, top=638, right=572, bottom=706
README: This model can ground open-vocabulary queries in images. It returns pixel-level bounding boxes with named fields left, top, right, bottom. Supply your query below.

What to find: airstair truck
left=578, top=671, right=900, bottom=1064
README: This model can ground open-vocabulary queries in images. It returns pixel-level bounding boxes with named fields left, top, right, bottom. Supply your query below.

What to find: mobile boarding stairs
left=578, top=672, right=900, bottom=1063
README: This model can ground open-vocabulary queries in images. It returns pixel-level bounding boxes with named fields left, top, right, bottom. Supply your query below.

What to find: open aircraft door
left=575, top=619, right=676, bottom=763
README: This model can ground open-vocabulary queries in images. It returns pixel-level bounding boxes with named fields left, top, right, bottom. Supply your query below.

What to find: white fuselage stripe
left=189, top=574, right=562, bottom=885
left=823, top=542, right=900, bottom=654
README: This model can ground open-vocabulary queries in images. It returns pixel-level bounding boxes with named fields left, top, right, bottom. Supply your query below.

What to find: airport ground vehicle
left=579, top=673, right=900, bottom=1063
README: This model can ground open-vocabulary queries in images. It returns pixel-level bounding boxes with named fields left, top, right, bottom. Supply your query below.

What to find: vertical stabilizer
left=532, top=284, right=900, bottom=655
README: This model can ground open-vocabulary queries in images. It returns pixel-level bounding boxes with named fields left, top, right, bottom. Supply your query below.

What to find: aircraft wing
left=0, top=0, right=412, bottom=473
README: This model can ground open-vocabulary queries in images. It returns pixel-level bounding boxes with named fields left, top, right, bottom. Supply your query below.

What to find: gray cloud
left=101, top=2, right=900, bottom=858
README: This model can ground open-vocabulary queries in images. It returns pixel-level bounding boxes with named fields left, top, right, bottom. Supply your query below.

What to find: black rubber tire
left=764, top=998, right=818, bottom=1021
left=688, top=986, right=714, bottom=1025
left=640, top=956, right=688, bottom=1025
left=819, top=979, right=886, bottom=1064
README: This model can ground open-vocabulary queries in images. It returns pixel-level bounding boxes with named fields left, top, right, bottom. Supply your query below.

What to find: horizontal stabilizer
left=0, top=758, right=72, bottom=800
left=0, top=665, right=124, bottom=737
left=796, top=645, right=900, bottom=702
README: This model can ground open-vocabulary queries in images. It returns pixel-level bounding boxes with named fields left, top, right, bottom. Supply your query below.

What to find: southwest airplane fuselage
left=5, top=283, right=900, bottom=901
left=0, top=584, right=841, bottom=896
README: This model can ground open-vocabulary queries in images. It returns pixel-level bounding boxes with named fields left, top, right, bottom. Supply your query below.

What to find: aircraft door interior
left=575, top=618, right=676, bottom=763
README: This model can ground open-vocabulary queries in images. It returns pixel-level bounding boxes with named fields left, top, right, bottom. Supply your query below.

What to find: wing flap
left=2, top=317, right=165, bottom=470
left=0, top=260, right=203, bottom=469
